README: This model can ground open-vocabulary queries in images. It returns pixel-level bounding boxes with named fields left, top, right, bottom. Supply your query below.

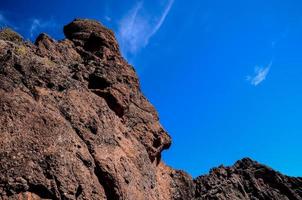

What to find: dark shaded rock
left=194, top=158, right=302, bottom=200
left=63, top=19, right=120, bottom=57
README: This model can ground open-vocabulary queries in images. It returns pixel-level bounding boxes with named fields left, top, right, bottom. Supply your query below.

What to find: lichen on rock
left=0, top=28, right=23, bottom=44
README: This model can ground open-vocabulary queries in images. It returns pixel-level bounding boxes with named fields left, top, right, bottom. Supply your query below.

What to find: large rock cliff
left=0, top=19, right=301, bottom=200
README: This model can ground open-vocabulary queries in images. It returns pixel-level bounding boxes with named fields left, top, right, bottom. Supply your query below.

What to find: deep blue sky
left=1, top=0, right=302, bottom=177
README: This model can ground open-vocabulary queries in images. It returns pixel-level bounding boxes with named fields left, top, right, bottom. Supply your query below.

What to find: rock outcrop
left=0, top=19, right=301, bottom=200
left=195, top=158, right=302, bottom=200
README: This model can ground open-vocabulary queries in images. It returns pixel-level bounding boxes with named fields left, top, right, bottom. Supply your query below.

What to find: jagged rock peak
left=63, top=18, right=120, bottom=54
left=194, top=158, right=302, bottom=200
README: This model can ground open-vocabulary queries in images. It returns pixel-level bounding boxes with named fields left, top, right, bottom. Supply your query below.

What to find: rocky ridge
left=195, top=158, right=302, bottom=200
left=0, top=19, right=301, bottom=200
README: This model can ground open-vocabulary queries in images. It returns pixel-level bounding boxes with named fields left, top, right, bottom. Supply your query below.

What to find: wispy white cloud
left=30, top=19, right=41, bottom=38
left=150, top=0, right=174, bottom=37
left=0, top=14, right=57, bottom=40
left=118, top=0, right=174, bottom=55
left=29, top=18, right=57, bottom=39
left=105, top=16, right=112, bottom=22
left=246, top=61, right=272, bottom=86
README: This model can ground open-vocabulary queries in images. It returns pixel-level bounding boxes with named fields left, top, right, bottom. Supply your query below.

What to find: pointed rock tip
left=63, top=18, right=107, bottom=40
left=234, top=157, right=258, bottom=168
left=63, top=18, right=119, bottom=53
left=34, top=33, right=54, bottom=45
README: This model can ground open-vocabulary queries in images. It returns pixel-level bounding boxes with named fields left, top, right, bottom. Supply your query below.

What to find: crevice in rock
left=84, top=33, right=108, bottom=52
left=13, top=63, right=25, bottom=76
left=94, top=163, right=121, bottom=200
left=76, top=152, right=93, bottom=168
left=27, top=184, right=58, bottom=200
left=152, top=135, right=162, bottom=149
left=52, top=176, right=65, bottom=199
left=88, top=74, right=111, bottom=90
left=155, top=153, right=162, bottom=166
left=46, top=82, right=55, bottom=89
left=91, top=90, right=124, bottom=118
left=75, top=185, right=83, bottom=198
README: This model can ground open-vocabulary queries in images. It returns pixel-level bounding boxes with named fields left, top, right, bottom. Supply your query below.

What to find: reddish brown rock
left=0, top=19, right=186, bottom=200
left=0, top=19, right=301, bottom=200
left=194, top=158, right=302, bottom=200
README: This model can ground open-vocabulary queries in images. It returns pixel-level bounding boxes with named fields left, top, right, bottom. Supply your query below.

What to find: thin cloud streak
left=149, top=0, right=174, bottom=38
left=118, top=1, right=144, bottom=54
left=118, top=0, right=174, bottom=55
left=247, top=61, right=272, bottom=86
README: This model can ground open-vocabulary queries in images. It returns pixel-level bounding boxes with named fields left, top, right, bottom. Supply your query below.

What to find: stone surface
left=194, top=158, right=302, bottom=200
left=0, top=28, right=23, bottom=44
left=0, top=19, right=301, bottom=200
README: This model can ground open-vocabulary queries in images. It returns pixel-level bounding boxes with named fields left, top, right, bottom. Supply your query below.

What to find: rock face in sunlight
left=0, top=19, right=301, bottom=200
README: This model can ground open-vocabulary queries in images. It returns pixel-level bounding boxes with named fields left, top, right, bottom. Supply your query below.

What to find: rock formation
left=195, top=158, right=302, bottom=200
left=0, top=19, right=301, bottom=200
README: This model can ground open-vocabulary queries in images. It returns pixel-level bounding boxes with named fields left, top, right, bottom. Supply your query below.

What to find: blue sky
left=1, top=0, right=302, bottom=177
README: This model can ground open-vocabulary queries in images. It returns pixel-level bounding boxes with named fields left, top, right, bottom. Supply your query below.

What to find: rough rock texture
left=194, top=158, right=302, bottom=200
left=0, top=19, right=301, bottom=200
left=0, top=19, right=190, bottom=200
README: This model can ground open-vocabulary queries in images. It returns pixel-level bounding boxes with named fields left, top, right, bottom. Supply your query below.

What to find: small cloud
left=29, top=18, right=57, bottom=39
left=30, top=19, right=41, bottom=38
left=105, top=16, right=111, bottom=22
left=117, top=0, right=174, bottom=55
left=246, top=61, right=272, bottom=86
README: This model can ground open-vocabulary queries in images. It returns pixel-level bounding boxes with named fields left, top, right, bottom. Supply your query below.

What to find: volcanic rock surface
left=0, top=19, right=301, bottom=200
left=195, top=158, right=302, bottom=200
